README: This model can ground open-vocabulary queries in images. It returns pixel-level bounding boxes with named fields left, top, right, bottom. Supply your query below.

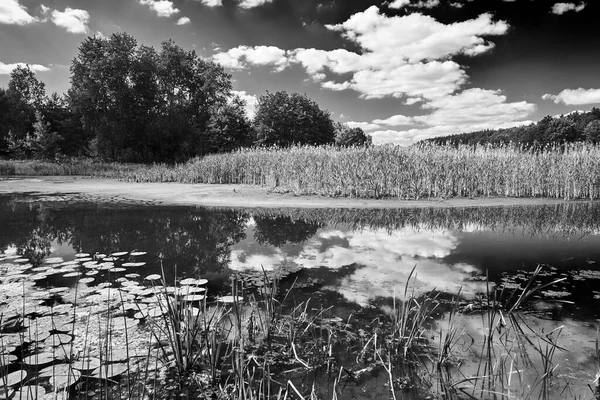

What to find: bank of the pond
left=0, top=176, right=586, bottom=208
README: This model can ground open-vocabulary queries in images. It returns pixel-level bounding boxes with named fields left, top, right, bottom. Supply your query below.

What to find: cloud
left=213, top=45, right=289, bottom=72
left=238, top=0, right=274, bottom=8
left=551, top=2, right=586, bottom=14
left=0, top=62, right=50, bottom=75
left=0, top=0, right=37, bottom=25
left=198, top=0, right=223, bottom=6
left=138, top=0, right=179, bottom=17
left=366, top=89, right=535, bottom=145
left=231, top=90, right=258, bottom=118
left=543, top=88, right=600, bottom=105
left=49, top=7, right=90, bottom=34
left=388, top=0, right=441, bottom=9
left=176, top=16, right=190, bottom=25
left=346, top=121, right=381, bottom=131
left=373, top=114, right=413, bottom=126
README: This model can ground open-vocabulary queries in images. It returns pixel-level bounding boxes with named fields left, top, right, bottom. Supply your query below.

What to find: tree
left=1, top=66, right=46, bottom=156
left=334, top=122, right=372, bottom=147
left=253, top=91, right=335, bottom=147
left=205, top=95, right=254, bottom=153
left=69, top=33, right=234, bottom=162
left=7, top=65, right=46, bottom=108
left=584, top=120, right=600, bottom=143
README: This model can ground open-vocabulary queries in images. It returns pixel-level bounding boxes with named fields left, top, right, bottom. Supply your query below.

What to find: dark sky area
left=1, top=0, right=598, bottom=144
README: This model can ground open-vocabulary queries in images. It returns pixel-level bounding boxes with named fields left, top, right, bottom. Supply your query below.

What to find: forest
left=428, top=108, right=600, bottom=146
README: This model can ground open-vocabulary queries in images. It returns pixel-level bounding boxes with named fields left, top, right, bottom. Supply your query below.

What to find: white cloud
left=138, top=0, right=179, bottom=17
left=199, top=0, right=223, bottom=6
left=0, top=0, right=37, bottom=25
left=238, top=0, right=274, bottom=8
left=346, top=121, right=381, bottom=131
left=389, top=0, right=440, bottom=8
left=213, top=6, right=521, bottom=145
left=367, top=89, right=535, bottom=145
left=231, top=90, right=258, bottom=118
left=551, top=2, right=586, bottom=15
left=50, top=7, right=90, bottom=34
left=0, top=62, right=50, bottom=75
left=213, top=46, right=289, bottom=72
left=543, top=88, right=600, bottom=105
left=176, top=16, right=190, bottom=25
left=373, top=114, right=413, bottom=126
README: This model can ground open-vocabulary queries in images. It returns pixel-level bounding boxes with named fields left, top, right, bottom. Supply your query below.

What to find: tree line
left=0, top=33, right=370, bottom=163
left=428, top=108, right=600, bottom=147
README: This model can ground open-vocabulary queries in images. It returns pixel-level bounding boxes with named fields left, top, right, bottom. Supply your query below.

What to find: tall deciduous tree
left=334, top=122, right=372, bottom=147
left=69, top=33, right=238, bottom=162
left=253, top=91, right=335, bottom=147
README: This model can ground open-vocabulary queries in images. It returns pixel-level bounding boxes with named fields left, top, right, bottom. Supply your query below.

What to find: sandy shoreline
left=0, top=176, right=584, bottom=208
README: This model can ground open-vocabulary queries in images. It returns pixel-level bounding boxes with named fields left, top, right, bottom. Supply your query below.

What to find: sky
left=1, top=0, right=599, bottom=145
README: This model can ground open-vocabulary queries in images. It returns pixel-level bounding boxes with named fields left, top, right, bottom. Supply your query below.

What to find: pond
left=1, top=193, right=600, bottom=399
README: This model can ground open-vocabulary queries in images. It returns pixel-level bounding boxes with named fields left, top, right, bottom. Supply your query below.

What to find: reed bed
left=118, top=143, right=600, bottom=200
left=0, top=159, right=144, bottom=177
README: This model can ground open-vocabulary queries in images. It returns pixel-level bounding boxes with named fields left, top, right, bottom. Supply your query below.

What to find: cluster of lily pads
left=0, top=250, right=224, bottom=399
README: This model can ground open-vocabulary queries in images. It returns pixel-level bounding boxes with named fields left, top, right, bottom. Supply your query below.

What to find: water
left=2, top=193, right=600, bottom=399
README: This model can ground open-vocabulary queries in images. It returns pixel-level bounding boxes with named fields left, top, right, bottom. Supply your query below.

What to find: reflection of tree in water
left=253, top=216, right=323, bottom=247
left=0, top=199, right=53, bottom=266
left=0, top=197, right=249, bottom=276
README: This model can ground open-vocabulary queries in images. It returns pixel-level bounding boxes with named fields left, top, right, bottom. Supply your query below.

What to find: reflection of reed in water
left=249, top=202, right=600, bottom=238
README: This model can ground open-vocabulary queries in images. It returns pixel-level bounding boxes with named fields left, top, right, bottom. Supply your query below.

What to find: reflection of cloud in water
left=230, top=227, right=485, bottom=305
left=229, top=249, right=285, bottom=271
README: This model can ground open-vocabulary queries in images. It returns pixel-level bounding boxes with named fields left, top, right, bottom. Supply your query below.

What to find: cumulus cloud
left=543, top=88, right=600, bottom=105
left=373, top=114, right=413, bottom=126
left=231, top=90, right=258, bottom=118
left=49, top=7, right=90, bottom=34
left=198, top=0, right=223, bottom=6
left=213, top=45, right=289, bottom=72
left=346, top=121, right=381, bottom=131
left=0, top=61, right=49, bottom=75
left=551, top=2, right=586, bottom=14
left=363, top=89, right=535, bottom=145
left=213, top=6, right=525, bottom=145
left=138, top=0, right=179, bottom=17
left=0, top=0, right=37, bottom=25
left=176, top=16, right=191, bottom=25
left=388, top=0, right=440, bottom=9
left=238, top=0, right=274, bottom=8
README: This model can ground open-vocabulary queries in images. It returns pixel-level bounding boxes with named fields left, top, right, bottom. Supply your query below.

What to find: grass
left=4, top=143, right=600, bottom=200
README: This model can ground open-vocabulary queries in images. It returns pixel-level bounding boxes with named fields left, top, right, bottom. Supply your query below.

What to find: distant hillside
left=428, top=108, right=600, bottom=146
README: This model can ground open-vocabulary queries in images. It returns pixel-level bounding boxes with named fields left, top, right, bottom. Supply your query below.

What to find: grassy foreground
left=3, top=143, right=600, bottom=200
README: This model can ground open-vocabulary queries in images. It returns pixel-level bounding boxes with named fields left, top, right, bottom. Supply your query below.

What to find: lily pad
left=110, top=252, right=128, bottom=257
left=181, top=294, right=206, bottom=302
left=145, top=274, right=162, bottom=281
left=91, top=362, right=130, bottom=379
left=23, top=352, right=56, bottom=365
left=130, top=251, right=147, bottom=256
left=11, top=385, right=46, bottom=400
left=73, top=357, right=101, bottom=370
left=43, top=333, right=73, bottom=347
left=75, top=253, right=90, bottom=258
left=0, top=369, right=27, bottom=387
left=218, top=296, right=243, bottom=304
left=39, top=364, right=81, bottom=389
